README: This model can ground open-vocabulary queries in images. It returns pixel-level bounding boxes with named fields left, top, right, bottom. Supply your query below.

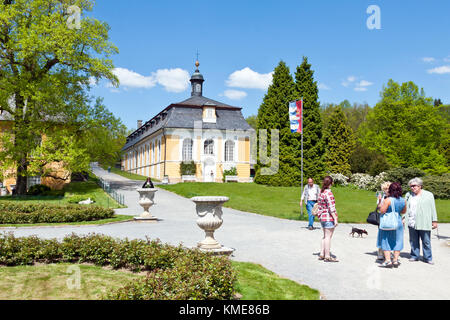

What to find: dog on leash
left=350, top=227, right=368, bottom=238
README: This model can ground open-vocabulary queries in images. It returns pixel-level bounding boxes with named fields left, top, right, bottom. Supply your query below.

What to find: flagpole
left=300, top=97, right=304, bottom=219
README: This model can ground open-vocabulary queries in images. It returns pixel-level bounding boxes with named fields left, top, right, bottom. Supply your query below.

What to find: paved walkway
left=2, top=165, right=449, bottom=300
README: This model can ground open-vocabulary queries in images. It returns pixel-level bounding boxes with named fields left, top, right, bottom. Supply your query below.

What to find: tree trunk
left=15, top=158, right=28, bottom=195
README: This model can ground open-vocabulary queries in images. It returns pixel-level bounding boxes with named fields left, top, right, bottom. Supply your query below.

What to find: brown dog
left=350, top=227, right=368, bottom=238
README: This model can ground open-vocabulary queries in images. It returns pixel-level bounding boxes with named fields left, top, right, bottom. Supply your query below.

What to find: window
left=204, top=139, right=214, bottom=155
left=27, top=176, right=41, bottom=189
left=158, top=141, right=161, bottom=162
left=182, top=138, right=193, bottom=161
left=224, top=140, right=234, bottom=162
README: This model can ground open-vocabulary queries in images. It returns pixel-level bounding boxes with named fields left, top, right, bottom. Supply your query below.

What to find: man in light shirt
left=300, top=178, right=320, bottom=230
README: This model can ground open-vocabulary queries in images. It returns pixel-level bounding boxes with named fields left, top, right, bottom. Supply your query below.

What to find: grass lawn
left=0, top=261, right=320, bottom=300
left=100, top=165, right=160, bottom=182
left=159, top=183, right=450, bottom=223
left=0, top=178, right=124, bottom=209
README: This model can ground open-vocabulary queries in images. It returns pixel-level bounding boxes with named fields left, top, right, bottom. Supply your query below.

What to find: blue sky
left=87, top=0, right=450, bottom=130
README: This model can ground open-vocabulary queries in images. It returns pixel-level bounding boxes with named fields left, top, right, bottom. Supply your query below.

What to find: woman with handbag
left=378, top=182, right=406, bottom=268
left=376, top=182, right=392, bottom=261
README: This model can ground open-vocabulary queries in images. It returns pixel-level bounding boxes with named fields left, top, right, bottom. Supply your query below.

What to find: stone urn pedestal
left=191, top=196, right=234, bottom=256
left=134, top=188, right=158, bottom=221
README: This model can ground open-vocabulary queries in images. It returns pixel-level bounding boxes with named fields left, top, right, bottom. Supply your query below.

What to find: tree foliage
left=0, top=0, right=118, bottom=194
left=359, top=80, right=448, bottom=175
left=323, top=105, right=355, bottom=175
left=293, top=57, right=325, bottom=183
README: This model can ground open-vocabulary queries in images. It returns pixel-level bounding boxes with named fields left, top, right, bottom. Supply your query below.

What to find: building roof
left=122, top=105, right=253, bottom=151
left=171, top=95, right=241, bottom=110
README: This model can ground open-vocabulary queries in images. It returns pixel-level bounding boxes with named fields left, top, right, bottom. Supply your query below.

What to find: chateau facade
left=121, top=62, right=254, bottom=183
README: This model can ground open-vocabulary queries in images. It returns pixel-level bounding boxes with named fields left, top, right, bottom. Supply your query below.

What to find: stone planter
left=162, top=175, right=169, bottom=184
left=182, top=175, right=197, bottom=182
left=225, top=175, right=239, bottom=183
left=134, top=188, right=158, bottom=221
left=191, top=196, right=234, bottom=255
left=0, top=187, right=7, bottom=197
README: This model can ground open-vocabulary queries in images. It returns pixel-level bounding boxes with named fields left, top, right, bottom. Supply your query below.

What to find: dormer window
left=203, top=106, right=216, bottom=123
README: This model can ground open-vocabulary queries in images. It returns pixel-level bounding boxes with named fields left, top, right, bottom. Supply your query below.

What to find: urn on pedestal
left=134, top=188, right=158, bottom=221
left=191, top=196, right=234, bottom=255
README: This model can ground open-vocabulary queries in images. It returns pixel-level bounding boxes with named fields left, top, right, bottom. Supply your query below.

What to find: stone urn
left=191, top=196, right=230, bottom=250
left=135, top=188, right=158, bottom=221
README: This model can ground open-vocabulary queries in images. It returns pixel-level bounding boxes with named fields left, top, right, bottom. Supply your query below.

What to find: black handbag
left=367, top=207, right=380, bottom=226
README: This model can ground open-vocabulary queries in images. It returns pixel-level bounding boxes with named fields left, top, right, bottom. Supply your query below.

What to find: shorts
left=321, top=221, right=335, bottom=229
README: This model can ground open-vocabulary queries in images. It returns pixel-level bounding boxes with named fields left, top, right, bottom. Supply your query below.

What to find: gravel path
left=2, top=165, right=449, bottom=300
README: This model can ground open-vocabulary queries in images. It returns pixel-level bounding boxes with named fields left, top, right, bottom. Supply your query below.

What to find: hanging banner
left=289, top=100, right=303, bottom=134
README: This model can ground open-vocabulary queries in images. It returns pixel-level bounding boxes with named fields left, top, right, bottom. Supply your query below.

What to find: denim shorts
left=321, top=221, right=335, bottom=229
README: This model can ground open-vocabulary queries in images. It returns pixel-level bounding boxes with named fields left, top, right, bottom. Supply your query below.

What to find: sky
left=86, top=0, right=450, bottom=130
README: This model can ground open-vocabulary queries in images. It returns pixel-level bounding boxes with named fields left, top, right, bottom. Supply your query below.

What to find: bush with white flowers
left=329, top=173, right=349, bottom=186
left=350, top=173, right=374, bottom=190
left=367, top=172, right=389, bottom=191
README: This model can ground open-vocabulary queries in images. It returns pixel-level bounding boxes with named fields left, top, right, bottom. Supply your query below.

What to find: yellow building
left=121, top=62, right=254, bottom=183
left=0, top=111, right=71, bottom=193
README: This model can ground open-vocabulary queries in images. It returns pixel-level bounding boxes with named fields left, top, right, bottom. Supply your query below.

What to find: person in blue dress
left=378, top=182, right=406, bottom=268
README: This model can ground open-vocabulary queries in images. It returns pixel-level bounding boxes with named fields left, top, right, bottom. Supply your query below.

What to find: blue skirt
left=377, top=215, right=403, bottom=251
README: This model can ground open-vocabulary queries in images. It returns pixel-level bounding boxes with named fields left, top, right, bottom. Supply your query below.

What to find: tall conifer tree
left=324, top=105, right=355, bottom=175
left=255, top=61, right=301, bottom=186
left=293, top=57, right=326, bottom=183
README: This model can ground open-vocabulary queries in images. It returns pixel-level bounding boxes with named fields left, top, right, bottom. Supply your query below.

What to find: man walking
left=300, top=178, right=320, bottom=230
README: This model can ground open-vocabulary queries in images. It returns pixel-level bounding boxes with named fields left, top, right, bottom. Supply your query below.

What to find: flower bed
left=0, top=233, right=236, bottom=300
left=0, top=203, right=114, bottom=224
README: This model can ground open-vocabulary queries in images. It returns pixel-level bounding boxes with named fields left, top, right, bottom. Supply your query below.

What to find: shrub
left=222, top=167, right=238, bottom=182
left=349, top=144, right=390, bottom=176
left=329, top=173, right=349, bottom=186
left=422, top=174, right=450, bottom=199
left=26, top=184, right=51, bottom=196
left=384, top=167, right=426, bottom=192
left=367, top=172, right=389, bottom=191
left=350, top=173, right=374, bottom=190
left=180, top=161, right=196, bottom=176
left=0, top=202, right=114, bottom=224
left=0, top=233, right=237, bottom=300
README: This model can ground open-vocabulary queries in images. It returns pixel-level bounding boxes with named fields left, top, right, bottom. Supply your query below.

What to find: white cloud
left=354, top=87, right=368, bottom=92
left=153, top=68, right=190, bottom=93
left=318, top=83, right=330, bottom=90
left=222, top=90, right=248, bottom=100
left=226, top=67, right=273, bottom=90
left=358, top=80, right=373, bottom=87
left=427, top=65, right=450, bottom=74
left=112, top=67, right=156, bottom=89
left=111, top=67, right=190, bottom=92
left=422, top=57, right=436, bottom=63
left=341, top=76, right=357, bottom=87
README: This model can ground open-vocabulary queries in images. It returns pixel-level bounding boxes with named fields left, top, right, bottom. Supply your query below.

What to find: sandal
left=392, top=261, right=400, bottom=268
left=318, top=255, right=325, bottom=261
left=380, top=261, right=393, bottom=268
left=324, top=257, right=339, bottom=262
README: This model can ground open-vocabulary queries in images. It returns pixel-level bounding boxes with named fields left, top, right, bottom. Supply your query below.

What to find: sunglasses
left=410, top=185, right=419, bottom=188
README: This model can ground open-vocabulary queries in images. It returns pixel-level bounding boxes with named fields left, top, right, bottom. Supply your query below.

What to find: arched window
left=224, top=140, right=234, bottom=162
left=204, top=139, right=214, bottom=155
left=182, top=138, right=193, bottom=161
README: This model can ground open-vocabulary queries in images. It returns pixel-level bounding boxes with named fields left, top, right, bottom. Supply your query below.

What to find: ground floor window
left=27, top=176, right=41, bottom=189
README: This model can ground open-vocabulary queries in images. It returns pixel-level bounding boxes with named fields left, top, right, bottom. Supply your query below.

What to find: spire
left=190, top=58, right=204, bottom=97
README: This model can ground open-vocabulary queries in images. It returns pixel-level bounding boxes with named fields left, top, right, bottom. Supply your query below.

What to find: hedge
left=0, top=202, right=114, bottom=224
left=422, top=174, right=450, bottom=199
left=0, top=233, right=237, bottom=300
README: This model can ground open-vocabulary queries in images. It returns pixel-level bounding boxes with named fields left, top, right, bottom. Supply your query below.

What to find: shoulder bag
left=379, top=197, right=400, bottom=231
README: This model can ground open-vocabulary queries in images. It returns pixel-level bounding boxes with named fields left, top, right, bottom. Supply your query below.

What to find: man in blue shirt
left=300, top=178, right=321, bottom=230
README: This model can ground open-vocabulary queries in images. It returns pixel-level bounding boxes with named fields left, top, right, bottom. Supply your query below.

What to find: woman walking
left=317, top=176, right=339, bottom=262
left=378, top=182, right=406, bottom=268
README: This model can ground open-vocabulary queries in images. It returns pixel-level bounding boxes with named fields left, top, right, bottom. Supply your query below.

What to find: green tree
left=293, top=57, right=326, bottom=183
left=245, top=115, right=257, bottom=129
left=80, top=98, right=128, bottom=167
left=324, top=105, right=355, bottom=175
left=359, top=80, right=448, bottom=175
left=0, top=0, right=118, bottom=194
left=254, top=61, right=299, bottom=186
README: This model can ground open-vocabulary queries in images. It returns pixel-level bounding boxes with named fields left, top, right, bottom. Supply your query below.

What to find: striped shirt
left=317, top=189, right=337, bottom=222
